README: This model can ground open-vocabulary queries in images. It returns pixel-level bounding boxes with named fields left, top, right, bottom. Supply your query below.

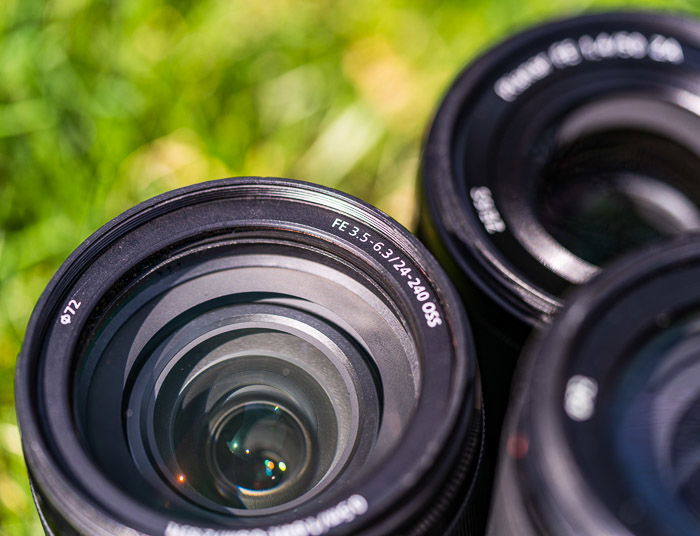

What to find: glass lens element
left=538, top=129, right=700, bottom=266
left=215, top=403, right=299, bottom=490
left=213, top=401, right=313, bottom=495
left=612, top=317, right=700, bottom=523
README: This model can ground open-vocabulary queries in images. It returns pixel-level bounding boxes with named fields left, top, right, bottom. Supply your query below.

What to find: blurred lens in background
left=488, top=236, right=700, bottom=536
left=421, top=10, right=700, bottom=326
left=422, top=9, right=700, bottom=329
left=419, top=13, right=700, bottom=489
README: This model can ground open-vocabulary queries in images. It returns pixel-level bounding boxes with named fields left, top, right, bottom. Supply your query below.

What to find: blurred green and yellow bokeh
left=2, top=0, right=699, bottom=533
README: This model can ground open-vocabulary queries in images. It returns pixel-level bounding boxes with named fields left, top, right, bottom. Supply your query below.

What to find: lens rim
left=496, top=235, right=700, bottom=535
left=421, top=10, right=700, bottom=326
left=16, top=177, right=482, bottom=536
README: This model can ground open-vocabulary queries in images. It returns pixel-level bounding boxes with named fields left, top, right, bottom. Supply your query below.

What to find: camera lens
left=16, top=177, right=484, bottom=535
left=488, top=236, right=700, bottom=536
left=420, top=11, right=700, bottom=328
left=419, top=14, right=700, bottom=489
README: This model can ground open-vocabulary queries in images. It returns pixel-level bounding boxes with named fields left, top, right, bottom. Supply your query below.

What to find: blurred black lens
left=419, top=13, right=700, bottom=495
left=488, top=236, right=700, bottom=536
left=420, top=10, right=700, bottom=328
left=16, top=177, right=484, bottom=536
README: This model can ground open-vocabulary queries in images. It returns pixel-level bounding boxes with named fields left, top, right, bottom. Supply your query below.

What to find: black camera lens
left=420, top=11, right=700, bottom=330
left=419, top=14, right=700, bottom=482
left=15, top=177, right=484, bottom=535
left=488, top=236, right=700, bottom=536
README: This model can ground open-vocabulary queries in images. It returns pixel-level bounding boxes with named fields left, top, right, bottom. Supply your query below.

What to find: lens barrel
left=420, top=9, right=700, bottom=347
left=488, top=235, right=700, bottom=536
left=16, top=177, right=484, bottom=536
left=419, top=13, right=700, bottom=488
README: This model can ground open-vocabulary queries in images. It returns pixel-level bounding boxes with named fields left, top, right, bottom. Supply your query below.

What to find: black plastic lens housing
left=419, top=13, right=700, bottom=479
left=15, top=178, right=483, bottom=536
left=420, top=11, right=700, bottom=330
left=488, top=236, right=700, bottom=536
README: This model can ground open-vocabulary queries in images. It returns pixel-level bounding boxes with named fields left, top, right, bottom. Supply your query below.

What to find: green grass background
left=2, top=0, right=699, bottom=533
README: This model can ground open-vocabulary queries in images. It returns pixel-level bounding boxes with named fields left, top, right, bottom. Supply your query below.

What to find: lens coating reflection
left=538, top=129, right=700, bottom=266
left=213, top=401, right=310, bottom=494
left=584, top=314, right=700, bottom=531
left=158, top=329, right=341, bottom=512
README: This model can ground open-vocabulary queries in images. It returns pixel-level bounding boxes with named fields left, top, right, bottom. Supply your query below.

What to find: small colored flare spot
left=506, top=434, right=529, bottom=460
left=177, top=474, right=186, bottom=484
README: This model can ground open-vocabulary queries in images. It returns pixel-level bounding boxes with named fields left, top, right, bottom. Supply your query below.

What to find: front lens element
left=538, top=129, right=700, bottom=266
left=123, top=296, right=375, bottom=516
left=149, top=325, right=345, bottom=513
left=212, top=401, right=307, bottom=493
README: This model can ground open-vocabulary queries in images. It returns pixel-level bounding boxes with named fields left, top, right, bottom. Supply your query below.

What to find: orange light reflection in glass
left=177, top=474, right=186, bottom=484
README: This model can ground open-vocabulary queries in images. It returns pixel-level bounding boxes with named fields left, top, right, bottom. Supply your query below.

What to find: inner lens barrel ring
left=500, top=86, right=700, bottom=283
left=125, top=302, right=375, bottom=515
left=80, top=243, right=403, bottom=522
left=612, top=321, right=700, bottom=520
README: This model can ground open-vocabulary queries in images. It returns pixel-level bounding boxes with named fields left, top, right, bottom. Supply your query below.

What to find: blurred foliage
left=1, top=0, right=700, bottom=533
